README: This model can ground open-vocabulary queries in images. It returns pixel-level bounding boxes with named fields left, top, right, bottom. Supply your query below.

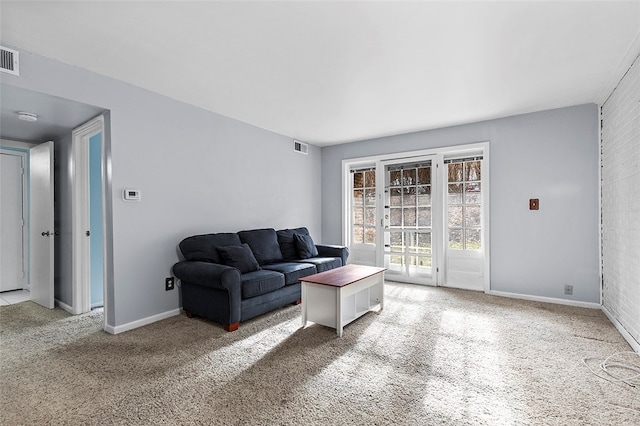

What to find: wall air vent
left=294, top=140, right=308, bottom=155
left=0, top=46, right=19, bottom=76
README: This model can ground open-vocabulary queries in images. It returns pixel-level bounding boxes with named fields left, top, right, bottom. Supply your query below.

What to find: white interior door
left=29, top=141, right=55, bottom=309
left=72, top=116, right=105, bottom=314
left=0, top=152, right=25, bottom=292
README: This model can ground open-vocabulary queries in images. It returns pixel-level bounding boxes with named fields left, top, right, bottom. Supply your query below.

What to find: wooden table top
left=300, top=264, right=386, bottom=287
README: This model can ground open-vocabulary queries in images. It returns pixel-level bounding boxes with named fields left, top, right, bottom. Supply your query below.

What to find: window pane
left=417, top=232, right=432, bottom=254
left=465, top=206, right=481, bottom=227
left=403, top=207, right=416, bottom=226
left=465, top=229, right=481, bottom=250
left=365, top=170, right=375, bottom=187
left=389, top=170, right=401, bottom=187
left=416, top=256, right=432, bottom=268
left=353, top=207, right=364, bottom=226
left=465, top=161, right=481, bottom=181
left=449, top=229, right=463, bottom=250
left=417, top=167, right=431, bottom=184
left=403, top=187, right=416, bottom=206
left=353, top=172, right=364, bottom=188
left=390, top=255, right=403, bottom=265
left=448, top=206, right=463, bottom=227
left=365, top=227, right=376, bottom=244
left=448, top=163, right=464, bottom=182
left=353, top=189, right=363, bottom=206
left=390, top=208, right=402, bottom=226
left=390, top=231, right=403, bottom=251
left=390, top=188, right=402, bottom=206
left=418, top=207, right=431, bottom=227
left=417, top=185, right=431, bottom=206
left=402, top=168, right=416, bottom=186
left=448, top=184, right=463, bottom=204
left=365, top=207, right=376, bottom=226
left=353, top=227, right=364, bottom=244
left=465, top=183, right=481, bottom=204
left=365, top=189, right=376, bottom=206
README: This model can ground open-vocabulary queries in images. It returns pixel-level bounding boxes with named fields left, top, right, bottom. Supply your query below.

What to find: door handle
left=86, top=231, right=91, bottom=237
left=41, top=231, right=50, bottom=236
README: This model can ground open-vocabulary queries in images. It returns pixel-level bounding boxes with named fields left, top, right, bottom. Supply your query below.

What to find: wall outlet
left=165, top=277, right=175, bottom=291
left=564, top=284, right=573, bottom=295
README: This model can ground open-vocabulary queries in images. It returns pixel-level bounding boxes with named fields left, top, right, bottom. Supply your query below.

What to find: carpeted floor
left=1, top=282, right=638, bottom=425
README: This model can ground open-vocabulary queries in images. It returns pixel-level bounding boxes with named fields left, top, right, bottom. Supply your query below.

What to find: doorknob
left=86, top=231, right=91, bottom=237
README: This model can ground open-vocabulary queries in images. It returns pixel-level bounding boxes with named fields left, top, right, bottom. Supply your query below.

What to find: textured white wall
left=601, top=55, right=640, bottom=348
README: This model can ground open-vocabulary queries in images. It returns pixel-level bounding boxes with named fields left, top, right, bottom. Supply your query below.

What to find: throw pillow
left=216, top=244, right=261, bottom=273
left=294, top=233, right=318, bottom=259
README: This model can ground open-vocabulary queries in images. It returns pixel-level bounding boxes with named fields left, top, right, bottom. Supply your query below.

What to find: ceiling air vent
left=294, top=140, right=308, bottom=155
left=0, top=46, right=19, bottom=76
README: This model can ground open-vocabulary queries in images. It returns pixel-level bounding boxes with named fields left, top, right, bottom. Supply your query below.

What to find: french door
left=345, top=145, right=488, bottom=290
left=382, top=157, right=437, bottom=284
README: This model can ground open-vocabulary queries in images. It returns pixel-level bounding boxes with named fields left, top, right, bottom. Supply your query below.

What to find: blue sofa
left=172, top=227, right=349, bottom=331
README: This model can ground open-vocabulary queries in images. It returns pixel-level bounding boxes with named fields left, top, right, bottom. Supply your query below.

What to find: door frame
left=0, top=147, right=29, bottom=291
left=72, top=115, right=107, bottom=317
left=342, top=142, right=491, bottom=292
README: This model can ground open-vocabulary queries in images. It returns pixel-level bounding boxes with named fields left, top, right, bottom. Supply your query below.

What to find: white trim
left=72, top=116, right=106, bottom=325
left=0, top=147, right=29, bottom=290
left=55, top=298, right=73, bottom=314
left=601, top=306, right=640, bottom=353
left=104, top=308, right=181, bottom=335
left=595, top=31, right=640, bottom=105
left=597, top=105, right=603, bottom=306
left=488, top=290, right=601, bottom=309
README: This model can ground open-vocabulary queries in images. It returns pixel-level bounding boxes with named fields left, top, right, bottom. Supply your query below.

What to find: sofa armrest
left=316, top=244, right=349, bottom=266
left=172, top=261, right=241, bottom=291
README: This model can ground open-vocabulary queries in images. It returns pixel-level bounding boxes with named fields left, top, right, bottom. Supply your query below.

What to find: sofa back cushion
left=238, top=228, right=283, bottom=265
left=294, top=233, right=319, bottom=259
left=179, top=233, right=242, bottom=264
left=217, top=243, right=261, bottom=273
left=276, top=227, right=310, bottom=260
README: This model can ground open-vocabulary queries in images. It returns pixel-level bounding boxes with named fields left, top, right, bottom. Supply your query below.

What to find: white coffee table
left=300, top=264, right=386, bottom=337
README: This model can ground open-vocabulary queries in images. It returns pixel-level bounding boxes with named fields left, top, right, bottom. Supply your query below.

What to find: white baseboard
left=55, top=299, right=73, bottom=314
left=601, top=306, right=640, bottom=353
left=104, top=308, right=181, bottom=335
left=487, top=290, right=601, bottom=309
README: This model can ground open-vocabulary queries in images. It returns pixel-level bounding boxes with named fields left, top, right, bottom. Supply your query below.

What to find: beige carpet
left=1, top=282, right=638, bottom=425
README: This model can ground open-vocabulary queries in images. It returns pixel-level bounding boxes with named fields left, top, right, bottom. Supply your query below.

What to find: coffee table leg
left=337, top=287, right=343, bottom=337
left=301, top=282, right=307, bottom=328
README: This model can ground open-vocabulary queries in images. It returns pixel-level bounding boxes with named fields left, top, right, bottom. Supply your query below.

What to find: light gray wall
left=2, top=48, right=322, bottom=327
left=322, top=104, right=600, bottom=303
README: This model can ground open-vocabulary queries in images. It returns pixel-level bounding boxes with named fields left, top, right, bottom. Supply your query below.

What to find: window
left=352, top=168, right=376, bottom=244
left=446, top=158, right=482, bottom=250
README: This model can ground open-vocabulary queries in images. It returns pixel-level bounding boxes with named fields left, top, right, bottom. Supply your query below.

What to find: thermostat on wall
left=123, top=189, right=141, bottom=202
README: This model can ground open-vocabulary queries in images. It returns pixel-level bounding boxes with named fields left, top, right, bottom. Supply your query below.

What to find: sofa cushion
left=294, top=233, right=319, bottom=259
left=276, top=227, right=310, bottom=260
left=217, top=244, right=261, bottom=273
left=294, top=257, right=342, bottom=273
left=179, top=233, right=242, bottom=263
left=238, top=228, right=284, bottom=265
left=262, top=262, right=316, bottom=285
left=241, top=270, right=285, bottom=299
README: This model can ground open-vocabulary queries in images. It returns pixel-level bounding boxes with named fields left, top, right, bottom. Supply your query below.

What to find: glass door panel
left=382, top=158, right=434, bottom=283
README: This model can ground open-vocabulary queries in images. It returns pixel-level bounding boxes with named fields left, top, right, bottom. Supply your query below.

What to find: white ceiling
left=1, top=1, right=639, bottom=146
